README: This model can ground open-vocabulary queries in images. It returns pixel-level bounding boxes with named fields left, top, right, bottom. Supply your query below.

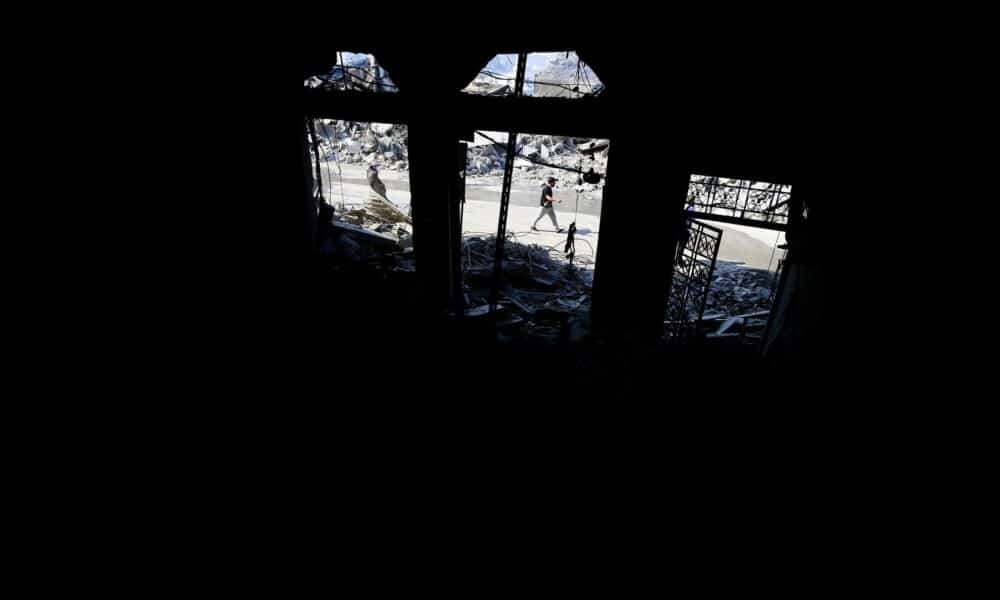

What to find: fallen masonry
left=684, top=261, right=780, bottom=345
left=465, top=133, right=609, bottom=189
left=317, top=195, right=414, bottom=265
left=313, top=120, right=410, bottom=172
left=705, top=260, right=779, bottom=318
left=461, top=235, right=593, bottom=344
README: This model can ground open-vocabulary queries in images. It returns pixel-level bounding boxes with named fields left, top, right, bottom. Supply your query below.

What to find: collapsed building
left=465, top=133, right=609, bottom=184
left=312, top=120, right=409, bottom=171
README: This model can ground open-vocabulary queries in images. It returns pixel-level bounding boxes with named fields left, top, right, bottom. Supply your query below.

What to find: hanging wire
left=766, top=230, right=781, bottom=272
left=476, top=70, right=595, bottom=95
left=333, top=122, right=347, bottom=210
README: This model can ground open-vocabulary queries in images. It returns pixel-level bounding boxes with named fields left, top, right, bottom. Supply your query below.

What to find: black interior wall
left=300, top=46, right=819, bottom=315
left=234, top=37, right=864, bottom=399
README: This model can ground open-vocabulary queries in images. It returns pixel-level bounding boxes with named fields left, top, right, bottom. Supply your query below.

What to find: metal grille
left=686, top=175, right=792, bottom=226
left=664, top=218, right=722, bottom=341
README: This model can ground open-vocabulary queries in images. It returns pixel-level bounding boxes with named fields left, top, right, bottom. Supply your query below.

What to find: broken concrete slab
left=715, top=317, right=744, bottom=335
left=332, top=221, right=399, bottom=247
left=504, top=294, right=536, bottom=315
left=464, top=305, right=491, bottom=317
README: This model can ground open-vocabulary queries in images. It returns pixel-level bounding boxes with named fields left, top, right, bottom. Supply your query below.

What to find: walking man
left=532, top=177, right=564, bottom=233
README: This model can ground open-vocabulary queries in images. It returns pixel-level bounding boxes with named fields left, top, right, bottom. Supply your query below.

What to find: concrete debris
left=461, top=234, right=593, bottom=343
left=331, top=221, right=398, bottom=247
left=496, top=315, right=524, bottom=328
left=464, top=305, right=492, bottom=317
left=312, top=120, right=410, bottom=171
left=319, top=218, right=415, bottom=275
left=463, top=80, right=513, bottom=96
left=464, top=133, right=610, bottom=188
left=531, top=53, right=604, bottom=98
left=577, top=139, right=610, bottom=154
left=504, top=294, right=536, bottom=315
left=705, top=309, right=773, bottom=341
left=335, top=204, right=413, bottom=257
left=703, top=260, right=779, bottom=318
left=715, top=316, right=744, bottom=336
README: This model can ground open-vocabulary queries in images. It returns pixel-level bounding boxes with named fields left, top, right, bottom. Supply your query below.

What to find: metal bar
left=691, top=218, right=724, bottom=236
left=697, top=226, right=721, bottom=322
left=513, top=52, right=527, bottom=97
left=490, top=132, right=517, bottom=311
left=739, top=179, right=748, bottom=220
left=763, top=193, right=791, bottom=213
left=489, top=53, right=527, bottom=313
left=684, top=211, right=789, bottom=231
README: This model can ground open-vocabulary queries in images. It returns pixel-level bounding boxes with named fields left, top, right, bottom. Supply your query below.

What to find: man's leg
left=533, top=206, right=548, bottom=229
left=547, top=206, right=561, bottom=230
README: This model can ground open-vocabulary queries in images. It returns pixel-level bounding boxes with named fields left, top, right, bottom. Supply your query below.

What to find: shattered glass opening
left=462, top=51, right=604, bottom=98
left=461, top=130, right=610, bottom=342
left=304, top=52, right=398, bottom=93
left=308, top=119, right=413, bottom=270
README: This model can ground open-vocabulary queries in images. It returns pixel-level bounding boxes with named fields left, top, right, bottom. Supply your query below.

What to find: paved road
left=318, top=162, right=780, bottom=270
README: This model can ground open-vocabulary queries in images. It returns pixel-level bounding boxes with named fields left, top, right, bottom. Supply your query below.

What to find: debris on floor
left=460, top=234, right=593, bottom=344
left=703, top=310, right=772, bottom=343
left=464, top=132, right=609, bottom=190
left=704, top=260, right=779, bottom=318
left=666, top=260, right=780, bottom=344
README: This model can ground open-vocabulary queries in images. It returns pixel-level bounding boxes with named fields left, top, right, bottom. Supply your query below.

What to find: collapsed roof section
left=304, top=51, right=398, bottom=93
left=462, top=51, right=604, bottom=98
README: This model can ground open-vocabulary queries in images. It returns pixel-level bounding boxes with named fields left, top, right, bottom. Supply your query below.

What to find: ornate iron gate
left=664, top=218, right=722, bottom=341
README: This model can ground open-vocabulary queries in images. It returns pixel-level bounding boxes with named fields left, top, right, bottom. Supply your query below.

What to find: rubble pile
left=531, top=53, right=604, bottom=98
left=304, top=53, right=397, bottom=94
left=465, top=134, right=609, bottom=187
left=703, top=260, right=778, bottom=318
left=313, top=120, right=409, bottom=172
left=320, top=212, right=414, bottom=269
left=461, top=234, right=593, bottom=342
